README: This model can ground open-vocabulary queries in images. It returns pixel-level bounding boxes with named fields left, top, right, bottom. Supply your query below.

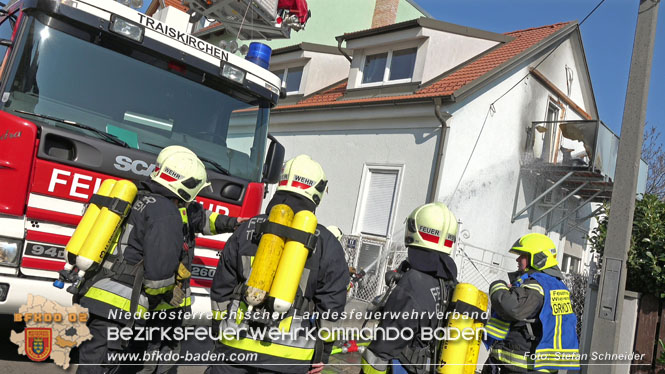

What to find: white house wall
left=536, top=38, right=591, bottom=114
left=435, top=37, right=596, bottom=278
left=300, top=51, right=351, bottom=96
left=418, top=28, right=500, bottom=85
left=267, top=104, right=440, bottom=238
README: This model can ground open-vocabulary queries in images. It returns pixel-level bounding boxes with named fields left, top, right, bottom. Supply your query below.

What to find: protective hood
left=265, top=190, right=317, bottom=215
left=522, top=266, right=565, bottom=281
left=138, top=180, right=180, bottom=201
left=407, top=246, right=457, bottom=280
left=542, top=266, right=565, bottom=280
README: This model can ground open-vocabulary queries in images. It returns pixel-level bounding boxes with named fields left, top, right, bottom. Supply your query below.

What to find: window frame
left=541, top=99, right=562, bottom=163
left=562, top=253, right=581, bottom=274
left=351, top=163, right=404, bottom=239
left=273, top=65, right=304, bottom=95
left=358, top=46, right=418, bottom=88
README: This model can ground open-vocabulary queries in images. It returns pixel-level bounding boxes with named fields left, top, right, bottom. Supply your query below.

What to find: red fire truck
left=0, top=0, right=285, bottom=317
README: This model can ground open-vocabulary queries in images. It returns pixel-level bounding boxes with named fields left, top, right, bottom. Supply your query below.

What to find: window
left=4, top=18, right=271, bottom=182
left=354, top=166, right=402, bottom=237
left=541, top=102, right=561, bottom=162
left=562, top=254, right=581, bottom=274
left=0, top=11, right=17, bottom=80
left=361, top=48, right=417, bottom=86
left=274, top=66, right=303, bottom=94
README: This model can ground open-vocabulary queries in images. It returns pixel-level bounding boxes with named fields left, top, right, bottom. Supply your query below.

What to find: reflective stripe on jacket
left=217, top=255, right=318, bottom=360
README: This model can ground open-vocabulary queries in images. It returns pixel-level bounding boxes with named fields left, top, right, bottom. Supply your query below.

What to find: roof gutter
left=429, top=97, right=452, bottom=203
left=336, top=36, right=352, bottom=63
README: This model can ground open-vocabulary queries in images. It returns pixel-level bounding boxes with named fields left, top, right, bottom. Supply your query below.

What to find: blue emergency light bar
left=245, top=42, right=272, bottom=69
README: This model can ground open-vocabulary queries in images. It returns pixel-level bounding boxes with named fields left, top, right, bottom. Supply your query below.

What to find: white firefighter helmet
left=277, top=154, right=327, bottom=206
left=404, top=202, right=458, bottom=254
left=150, top=146, right=211, bottom=202
left=155, top=145, right=195, bottom=165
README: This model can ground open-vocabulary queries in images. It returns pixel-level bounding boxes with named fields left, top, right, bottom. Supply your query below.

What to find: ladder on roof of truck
left=184, top=0, right=299, bottom=40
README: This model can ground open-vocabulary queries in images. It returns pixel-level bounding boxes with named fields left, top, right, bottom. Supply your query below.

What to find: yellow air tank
left=63, top=179, right=116, bottom=271
left=76, top=180, right=137, bottom=276
left=245, top=204, right=294, bottom=307
left=438, top=283, right=488, bottom=374
left=269, top=210, right=317, bottom=313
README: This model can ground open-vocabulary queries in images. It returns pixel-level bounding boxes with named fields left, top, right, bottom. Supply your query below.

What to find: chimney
left=371, top=0, right=400, bottom=28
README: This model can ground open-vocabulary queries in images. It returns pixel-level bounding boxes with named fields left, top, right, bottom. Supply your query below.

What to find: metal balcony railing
left=513, top=119, right=648, bottom=232
left=526, top=119, right=647, bottom=190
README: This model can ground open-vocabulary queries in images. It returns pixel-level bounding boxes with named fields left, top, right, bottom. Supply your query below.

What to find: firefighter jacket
left=362, top=254, right=457, bottom=374
left=79, top=181, right=238, bottom=323
left=168, top=201, right=238, bottom=311
left=210, top=192, right=349, bottom=373
left=485, top=270, right=580, bottom=372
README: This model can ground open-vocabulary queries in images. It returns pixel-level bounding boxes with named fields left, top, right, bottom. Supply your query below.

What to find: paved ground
left=324, top=351, right=362, bottom=374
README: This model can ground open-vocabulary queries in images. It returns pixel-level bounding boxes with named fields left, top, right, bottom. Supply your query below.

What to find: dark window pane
left=0, top=16, right=14, bottom=64
left=3, top=18, right=271, bottom=182
left=286, top=66, right=303, bottom=92
left=362, top=52, right=387, bottom=84
left=389, top=48, right=416, bottom=81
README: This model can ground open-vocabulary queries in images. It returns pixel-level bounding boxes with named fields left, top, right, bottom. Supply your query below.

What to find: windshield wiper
left=198, top=156, right=230, bottom=176
left=14, top=110, right=129, bottom=148
left=142, top=142, right=230, bottom=176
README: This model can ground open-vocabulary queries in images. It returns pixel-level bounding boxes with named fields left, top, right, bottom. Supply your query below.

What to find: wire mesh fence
left=341, top=234, right=517, bottom=303
left=453, top=242, right=511, bottom=290
left=341, top=235, right=409, bottom=302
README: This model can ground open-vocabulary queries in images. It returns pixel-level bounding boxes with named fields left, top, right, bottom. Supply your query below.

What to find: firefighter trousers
left=136, top=314, right=183, bottom=374
left=77, top=315, right=126, bottom=374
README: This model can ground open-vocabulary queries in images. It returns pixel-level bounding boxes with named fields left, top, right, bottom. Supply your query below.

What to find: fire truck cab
left=0, top=0, right=284, bottom=317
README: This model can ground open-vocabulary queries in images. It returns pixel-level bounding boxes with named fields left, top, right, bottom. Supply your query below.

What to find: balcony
left=512, top=119, right=648, bottom=232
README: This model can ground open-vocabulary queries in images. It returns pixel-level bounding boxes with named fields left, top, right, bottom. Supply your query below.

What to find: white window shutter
left=360, top=170, right=398, bottom=237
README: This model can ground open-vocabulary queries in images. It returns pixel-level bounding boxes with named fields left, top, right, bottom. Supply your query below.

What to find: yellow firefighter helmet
left=509, top=233, right=558, bottom=270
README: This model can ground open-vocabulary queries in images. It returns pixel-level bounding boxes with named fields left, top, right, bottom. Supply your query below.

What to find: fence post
left=631, top=294, right=660, bottom=374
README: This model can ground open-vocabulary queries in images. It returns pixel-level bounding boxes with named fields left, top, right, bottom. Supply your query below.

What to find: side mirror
left=262, top=134, right=284, bottom=184
left=0, top=39, right=12, bottom=47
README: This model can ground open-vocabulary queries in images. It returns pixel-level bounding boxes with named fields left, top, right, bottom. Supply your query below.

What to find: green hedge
left=588, top=194, right=665, bottom=299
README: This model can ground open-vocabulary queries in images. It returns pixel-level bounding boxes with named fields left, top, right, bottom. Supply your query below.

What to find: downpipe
left=428, top=98, right=452, bottom=203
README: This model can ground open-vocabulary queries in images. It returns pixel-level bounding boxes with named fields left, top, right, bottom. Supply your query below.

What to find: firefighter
left=136, top=146, right=246, bottom=374
left=76, top=146, right=240, bottom=374
left=482, top=233, right=580, bottom=373
left=207, top=154, right=349, bottom=374
left=361, top=202, right=459, bottom=374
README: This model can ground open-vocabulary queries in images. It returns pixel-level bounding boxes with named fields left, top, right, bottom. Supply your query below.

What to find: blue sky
left=416, top=0, right=664, bottom=140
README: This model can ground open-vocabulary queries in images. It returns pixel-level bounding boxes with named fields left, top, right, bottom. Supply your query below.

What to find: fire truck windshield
left=2, top=16, right=270, bottom=182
